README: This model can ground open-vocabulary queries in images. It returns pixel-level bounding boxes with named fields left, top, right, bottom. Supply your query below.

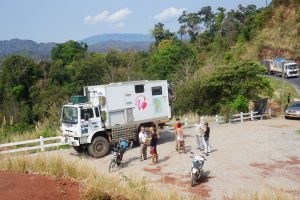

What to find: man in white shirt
left=139, top=126, right=148, bottom=161
left=194, top=117, right=204, bottom=150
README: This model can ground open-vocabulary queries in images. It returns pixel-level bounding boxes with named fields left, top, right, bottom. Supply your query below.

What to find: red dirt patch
left=0, top=171, right=81, bottom=200
left=143, top=166, right=161, bottom=174
left=157, top=175, right=214, bottom=198
left=186, top=184, right=211, bottom=198
left=160, top=175, right=177, bottom=184
left=249, top=156, right=300, bottom=179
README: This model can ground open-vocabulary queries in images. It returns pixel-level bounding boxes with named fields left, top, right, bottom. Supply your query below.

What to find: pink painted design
left=135, top=96, right=147, bottom=110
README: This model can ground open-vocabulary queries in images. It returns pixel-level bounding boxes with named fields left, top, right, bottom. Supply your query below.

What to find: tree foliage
left=173, top=62, right=273, bottom=115
left=0, top=3, right=279, bottom=132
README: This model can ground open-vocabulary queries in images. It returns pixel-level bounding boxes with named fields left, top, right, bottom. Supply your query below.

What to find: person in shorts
left=149, top=127, right=158, bottom=164
left=176, top=123, right=185, bottom=153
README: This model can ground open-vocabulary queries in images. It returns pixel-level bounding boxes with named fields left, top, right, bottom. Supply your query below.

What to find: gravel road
left=46, top=118, right=300, bottom=199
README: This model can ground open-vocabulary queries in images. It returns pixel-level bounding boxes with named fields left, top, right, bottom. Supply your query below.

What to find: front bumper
left=285, top=111, right=300, bottom=119
left=63, top=136, right=80, bottom=146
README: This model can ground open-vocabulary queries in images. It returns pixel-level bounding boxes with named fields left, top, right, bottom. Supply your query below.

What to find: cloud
left=113, top=22, right=125, bottom=28
left=154, top=7, right=185, bottom=22
left=109, top=8, right=131, bottom=23
left=84, top=8, right=131, bottom=27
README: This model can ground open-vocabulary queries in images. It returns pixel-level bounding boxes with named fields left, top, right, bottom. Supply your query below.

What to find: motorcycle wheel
left=191, top=173, right=197, bottom=187
left=109, top=160, right=117, bottom=173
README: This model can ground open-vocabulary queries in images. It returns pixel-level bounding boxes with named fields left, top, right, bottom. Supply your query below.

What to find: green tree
left=178, top=11, right=201, bottom=43
left=0, top=55, right=40, bottom=124
left=147, top=40, right=195, bottom=81
left=151, top=23, right=176, bottom=45
left=50, top=40, right=88, bottom=65
left=174, top=62, right=273, bottom=115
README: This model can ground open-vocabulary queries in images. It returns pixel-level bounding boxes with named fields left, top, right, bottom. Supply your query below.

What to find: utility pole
left=266, top=0, right=268, bottom=7
left=281, top=62, right=285, bottom=114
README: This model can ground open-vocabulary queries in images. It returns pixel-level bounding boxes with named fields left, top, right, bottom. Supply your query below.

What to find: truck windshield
left=62, top=106, right=78, bottom=124
left=287, top=64, right=298, bottom=70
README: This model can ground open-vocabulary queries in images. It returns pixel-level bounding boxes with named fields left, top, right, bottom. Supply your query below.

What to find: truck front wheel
left=88, top=136, right=110, bottom=158
left=73, top=144, right=87, bottom=153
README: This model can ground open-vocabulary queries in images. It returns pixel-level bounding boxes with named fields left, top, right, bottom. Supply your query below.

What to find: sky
left=0, top=0, right=267, bottom=43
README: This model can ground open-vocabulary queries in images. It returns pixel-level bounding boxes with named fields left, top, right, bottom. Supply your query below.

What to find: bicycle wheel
left=109, top=160, right=117, bottom=173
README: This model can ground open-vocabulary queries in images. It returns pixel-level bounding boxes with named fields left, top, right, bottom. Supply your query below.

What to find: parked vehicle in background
left=261, top=58, right=299, bottom=78
left=285, top=100, right=300, bottom=119
left=61, top=80, right=172, bottom=158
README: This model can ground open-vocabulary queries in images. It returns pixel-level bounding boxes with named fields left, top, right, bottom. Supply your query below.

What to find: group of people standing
left=136, top=117, right=211, bottom=166
left=174, top=117, right=210, bottom=156
left=194, top=118, right=210, bottom=156
left=138, top=126, right=158, bottom=164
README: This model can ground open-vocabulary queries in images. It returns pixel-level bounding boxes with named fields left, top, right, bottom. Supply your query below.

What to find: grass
left=0, top=154, right=186, bottom=200
left=232, top=188, right=296, bottom=200
left=267, top=77, right=300, bottom=112
left=0, top=119, right=60, bottom=144
left=0, top=154, right=296, bottom=200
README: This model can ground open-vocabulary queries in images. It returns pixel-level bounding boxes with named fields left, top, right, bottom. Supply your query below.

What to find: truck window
left=95, top=107, right=100, bottom=117
left=152, top=86, right=162, bottom=96
left=135, top=85, right=144, bottom=93
left=62, top=106, right=78, bottom=124
left=81, top=108, right=94, bottom=120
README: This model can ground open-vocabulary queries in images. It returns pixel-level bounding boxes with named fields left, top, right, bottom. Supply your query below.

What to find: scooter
left=190, top=152, right=206, bottom=187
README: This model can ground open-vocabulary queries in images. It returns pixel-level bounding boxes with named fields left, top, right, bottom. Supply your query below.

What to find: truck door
left=94, top=107, right=102, bottom=129
left=81, top=108, right=98, bottom=134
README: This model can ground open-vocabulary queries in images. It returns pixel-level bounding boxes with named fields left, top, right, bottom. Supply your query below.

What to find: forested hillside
left=0, top=0, right=298, bottom=139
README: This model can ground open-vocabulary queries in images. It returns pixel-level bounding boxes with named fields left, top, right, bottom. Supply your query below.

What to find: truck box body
left=261, top=58, right=299, bottom=78
left=83, top=80, right=171, bottom=128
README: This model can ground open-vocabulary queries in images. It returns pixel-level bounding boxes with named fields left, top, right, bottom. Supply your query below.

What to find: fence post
left=260, top=114, right=263, bottom=120
left=269, top=108, right=272, bottom=118
left=250, top=111, right=254, bottom=121
left=240, top=112, right=243, bottom=123
left=215, top=115, right=219, bottom=124
left=40, top=136, right=45, bottom=152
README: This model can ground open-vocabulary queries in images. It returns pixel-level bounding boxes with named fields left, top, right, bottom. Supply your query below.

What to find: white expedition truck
left=261, top=58, right=299, bottom=78
left=61, top=80, right=172, bottom=158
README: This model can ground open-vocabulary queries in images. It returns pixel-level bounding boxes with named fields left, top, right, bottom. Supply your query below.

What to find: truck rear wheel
left=88, top=136, right=110, bottom=158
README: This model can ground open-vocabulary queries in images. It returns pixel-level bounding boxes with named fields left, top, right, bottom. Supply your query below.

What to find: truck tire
left=73, top=146, right=84, bottom=153
left=73, top=144, right=87, bottom=153
left=88, top=136, right=110, bottom=158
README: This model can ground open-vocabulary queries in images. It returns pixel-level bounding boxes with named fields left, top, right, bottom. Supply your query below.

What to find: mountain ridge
left=0, top=34, right=154, bottom=59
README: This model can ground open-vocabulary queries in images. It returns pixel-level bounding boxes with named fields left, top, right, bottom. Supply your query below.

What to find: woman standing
left=149, top=127, right=158, bottom=164
left=203, top=122, right=211, bottom=156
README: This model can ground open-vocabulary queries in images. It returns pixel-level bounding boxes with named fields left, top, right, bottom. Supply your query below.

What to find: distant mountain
left=81, top=33, right=154, bottom=45
left=0, top=39, right=56, bottom=59
left=88, top=40, right=151, bottom=52
left=0, top=34, right=154, bottom=59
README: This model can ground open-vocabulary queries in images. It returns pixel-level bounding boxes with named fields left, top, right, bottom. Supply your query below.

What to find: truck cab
left=61, top=100, right=109, bottom=157
left=284, top=62, right=299, bottom=78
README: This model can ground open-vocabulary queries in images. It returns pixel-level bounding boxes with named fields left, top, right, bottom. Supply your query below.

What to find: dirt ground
left=0, top=172, right=81, bottom=200
left=62, top=118, right=300, bottom=199
left=18, top=118, right=300, bottom=199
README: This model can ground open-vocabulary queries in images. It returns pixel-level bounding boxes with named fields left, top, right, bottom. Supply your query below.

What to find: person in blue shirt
left=118, top=138, right=130, bottom=161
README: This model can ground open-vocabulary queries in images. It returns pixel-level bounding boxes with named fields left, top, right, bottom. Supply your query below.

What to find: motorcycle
left=108, top=146, right=123, bottom=173
left=108, top=140, right=132, bottom=173
left=190, top=152, right=206, bottom=187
